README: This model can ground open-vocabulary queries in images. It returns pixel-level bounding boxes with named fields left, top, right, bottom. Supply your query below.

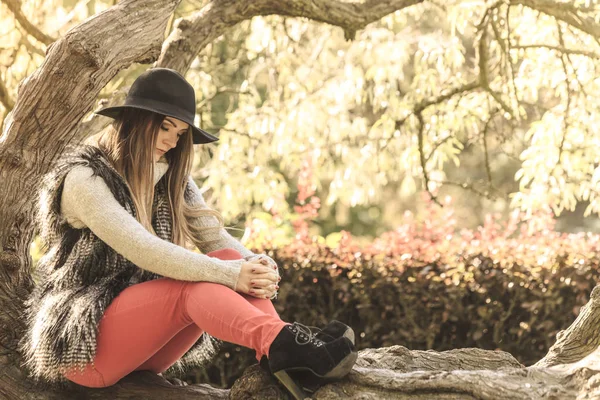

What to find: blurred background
left=3, top=0, right=600, bottom=388
left=4, top=0, right=600, bottom=249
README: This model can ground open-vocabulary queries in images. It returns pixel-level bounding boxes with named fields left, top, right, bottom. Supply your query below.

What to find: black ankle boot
left=309, top=320, right=355, bottom=346
left=259, top=320, right=355, bottom=374
left=258, top=321, right=357, bottom=395
left=266, top=322, right=357, bottom=399
left=258, top=319, right=356, bottom=374
left=258, top=355, right=330, bottom=395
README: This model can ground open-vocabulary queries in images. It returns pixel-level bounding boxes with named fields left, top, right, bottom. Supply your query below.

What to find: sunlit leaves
left=3, top=0, right=600, bottom=228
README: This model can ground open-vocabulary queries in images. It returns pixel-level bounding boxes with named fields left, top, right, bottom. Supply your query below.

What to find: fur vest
left=18, top=144, right=220, bottom=388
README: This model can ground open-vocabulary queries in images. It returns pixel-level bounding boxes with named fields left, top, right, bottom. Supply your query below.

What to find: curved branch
left=0, top=74, right=15, bottom=112
left=157, top=0, right=425, bottom=72
left=79, top=0, right=426, bottom=143
left=555, top=21, right=571, bottom=169
left=1, top=0, right=56, bottom=45
left=477, top=21, right=515, bottom=119
left=513, top=0, right=600, bottom=39
left=394, top=81, right=480, bottom=130
left=535, top=285, right=600, bottom=368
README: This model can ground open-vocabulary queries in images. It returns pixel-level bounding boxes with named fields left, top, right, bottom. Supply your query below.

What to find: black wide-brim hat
left=95, top=68, right=218, bottom=144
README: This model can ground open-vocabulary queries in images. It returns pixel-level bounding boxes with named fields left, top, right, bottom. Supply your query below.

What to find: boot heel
left=323, top=350, right=358, bottom=379
left=273, top=370, right=311, bottom=400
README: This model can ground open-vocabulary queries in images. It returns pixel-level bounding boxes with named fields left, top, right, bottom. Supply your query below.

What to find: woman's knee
left=186, top=281, right=235, bottom=298
left=205, top=248, right=243, bottom=260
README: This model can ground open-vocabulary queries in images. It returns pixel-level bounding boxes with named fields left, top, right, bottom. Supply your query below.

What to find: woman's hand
left=243, top=254, right=281, bottom=299
left=236, top=260, right=280, bottom=299
left=245, top=254, right=279, bottom=275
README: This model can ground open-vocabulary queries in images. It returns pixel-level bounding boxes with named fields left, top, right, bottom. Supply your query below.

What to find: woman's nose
left=164, top=137, right=177, bottom=148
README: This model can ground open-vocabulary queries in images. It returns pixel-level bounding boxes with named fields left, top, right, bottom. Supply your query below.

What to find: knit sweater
left=21, top=144, right=215, bottom=386
left=21, top=144, right=279, bottom=387
left=59, top=157, right=257, bottom=290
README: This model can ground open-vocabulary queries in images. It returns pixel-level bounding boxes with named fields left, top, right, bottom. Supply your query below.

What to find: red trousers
left=63, top=248, right=287, bottom=388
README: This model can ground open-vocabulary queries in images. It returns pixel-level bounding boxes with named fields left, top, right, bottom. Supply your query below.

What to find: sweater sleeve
left=185, top=175, right=256, bottom=258
left=185, top=177, right=281, bottom=299
left=60, top=165, right=244, bottom=290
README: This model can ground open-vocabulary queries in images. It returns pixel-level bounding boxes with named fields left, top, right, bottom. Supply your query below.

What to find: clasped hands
left=236, top=255, right=281, bottom=299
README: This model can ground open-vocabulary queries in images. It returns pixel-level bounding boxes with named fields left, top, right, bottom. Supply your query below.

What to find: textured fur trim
left=18, top=144, right=220, bottom=387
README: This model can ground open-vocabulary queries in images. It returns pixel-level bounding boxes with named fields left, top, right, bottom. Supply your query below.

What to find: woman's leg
left=134, top=249, right=282, bottom=372
left=133, top=297, right=281, bottom=373
left=181, top=281, right=287, bottom=362
left=187, top=249, right=284, bottom=362
left=63, top=277, right=198, bottom=388
left=63, top=249, right=287, bottom=388
left=132, top=323, right=203, bottom=374
left=239, top=293, right=282, bottom=362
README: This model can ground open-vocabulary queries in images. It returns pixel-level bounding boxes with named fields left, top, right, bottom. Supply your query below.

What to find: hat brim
left=95, top=105, right=219, bottom=144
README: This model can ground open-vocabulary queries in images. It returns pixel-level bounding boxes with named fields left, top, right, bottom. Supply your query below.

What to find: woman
left=18, top=68, right=356, bottom=399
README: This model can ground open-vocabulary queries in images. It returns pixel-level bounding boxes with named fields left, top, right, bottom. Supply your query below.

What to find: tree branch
left=415, top=111, right=441, bottom=206
left=78, top=0, right=425, bottom=145
left=18, top=34, right=46, bottom=57
left=513, top=44, right=600, bottom=59
left=394, top=81, right=480, bottom=130
left=0, top=0, right=56, bottom=45
left=535, top=285, right=600, bottom=368
left=430, top=179, right=501, bottom=200
left=504, top=5, right=522, bottom=120
left=0, top=73, right=15, bottom=112
left=481, top=107, right=500, bottom=188
left=477, top=18, right=515, bottom=119
left=513, top=0, right=600, bottom=40
left=555, top=20, right=571, bottom=170
left=157, top=0, right=425, bottom=71
left=0, top=368, right=230, bottom=399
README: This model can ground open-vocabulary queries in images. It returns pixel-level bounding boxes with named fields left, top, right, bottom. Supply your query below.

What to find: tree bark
left=75, top=0, right=425, bottom=143
left=1, top=0, right=600, bottom=399
left=0, top=0, right=182, bottom=396
left=0, top=366, right=229, bottom=399
left=229, top=288, right=600, bottom=399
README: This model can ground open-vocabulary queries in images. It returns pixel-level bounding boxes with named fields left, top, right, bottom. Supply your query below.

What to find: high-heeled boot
left=307, top=320, right=355, bottom=345
left=259, top=320, right=356, bottom=394
left=266, top=322, right=357, bottom=399
left=259, top=319, right=355, bottom=371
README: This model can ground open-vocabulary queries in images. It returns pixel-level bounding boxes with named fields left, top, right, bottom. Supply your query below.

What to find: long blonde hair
left=89, top=107, right=225, bottom=250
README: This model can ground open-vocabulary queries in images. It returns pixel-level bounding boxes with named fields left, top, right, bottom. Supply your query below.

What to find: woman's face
left=155, top=116, right=189, bottom=162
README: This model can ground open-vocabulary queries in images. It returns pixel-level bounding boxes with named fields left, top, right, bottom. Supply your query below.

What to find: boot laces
left=306, top=324, right=338, bottom=341
left=290, top=322, right=324, bottom=346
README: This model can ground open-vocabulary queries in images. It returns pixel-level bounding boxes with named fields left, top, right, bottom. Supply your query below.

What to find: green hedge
left=183, top=243, right=597, bottom=387
left=176, top=203, right=599, bottom=387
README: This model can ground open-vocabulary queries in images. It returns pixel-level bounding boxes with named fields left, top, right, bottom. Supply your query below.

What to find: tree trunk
left=0, top=0, right=182, bottom=398
left=1, top=0, right=599, bottom=399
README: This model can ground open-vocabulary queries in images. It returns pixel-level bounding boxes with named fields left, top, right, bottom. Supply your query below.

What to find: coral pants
left=63, top=248, right=287, bottom=388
